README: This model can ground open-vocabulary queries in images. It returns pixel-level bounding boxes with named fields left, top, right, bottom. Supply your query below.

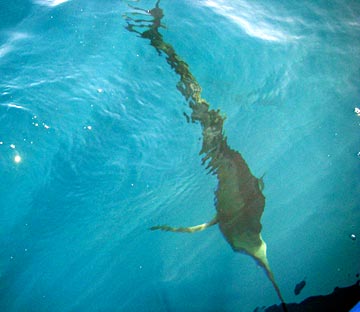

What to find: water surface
left=0, top=0, right=359, bottom=311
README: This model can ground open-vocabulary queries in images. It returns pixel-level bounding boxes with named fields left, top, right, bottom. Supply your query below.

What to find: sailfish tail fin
left=264, top=265, right=288, bottom=311
left=252, top=238, right=287, bottom=311
left=150, top=215, right=218, bottom=233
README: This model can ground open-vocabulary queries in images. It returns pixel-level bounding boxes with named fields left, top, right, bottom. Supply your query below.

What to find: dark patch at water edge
left=255, top=281, right=360, bottom=312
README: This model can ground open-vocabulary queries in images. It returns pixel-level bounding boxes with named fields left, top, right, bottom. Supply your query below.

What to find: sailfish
left=124, top=1, right=287, bottom=310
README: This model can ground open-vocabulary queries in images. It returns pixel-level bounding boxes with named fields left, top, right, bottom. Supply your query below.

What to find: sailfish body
left=213, top=143, right=285, bottom=303
left=125, top=1, right=286, bottom=309
left=215, top=144, right=265, bottom=257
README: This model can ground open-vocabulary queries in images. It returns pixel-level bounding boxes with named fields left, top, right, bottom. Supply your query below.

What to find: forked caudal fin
left=150, top=215, right=218, bottom=233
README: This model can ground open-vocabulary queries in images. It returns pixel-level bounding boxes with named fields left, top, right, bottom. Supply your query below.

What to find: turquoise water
left=1, top=0, right=359, bottom=311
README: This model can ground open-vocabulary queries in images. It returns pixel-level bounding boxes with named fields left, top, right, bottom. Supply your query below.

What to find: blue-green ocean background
left=1, top=0, right=359, bottom=311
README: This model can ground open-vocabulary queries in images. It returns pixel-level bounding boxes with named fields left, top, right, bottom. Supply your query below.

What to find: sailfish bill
left=124, top=1, right=287, bottom=310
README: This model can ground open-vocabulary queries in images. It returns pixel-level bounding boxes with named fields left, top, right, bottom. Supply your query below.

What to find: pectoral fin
left=258, top=173, right=265, bottom=191
left=150, top=215, right=218, bottom=233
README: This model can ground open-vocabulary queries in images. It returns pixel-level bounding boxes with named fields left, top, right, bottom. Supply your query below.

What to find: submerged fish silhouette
left=125, top=1, right=286, bottom=309
left=294, top=280, right=306, bottom=295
